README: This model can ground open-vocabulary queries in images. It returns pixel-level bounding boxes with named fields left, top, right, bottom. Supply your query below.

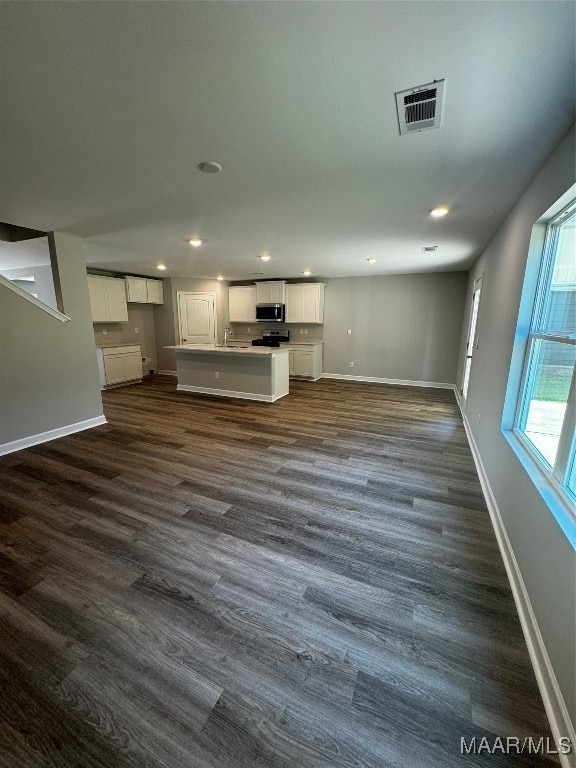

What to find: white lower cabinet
left=285, top=344, right=323, bottom=380
left=122, top=351, right=144, bottom=381
left=97, top=345, right=143, bottom=388
left=290, top=350, right=313, bottom=377
left=103, top=354, right=126, bottom=385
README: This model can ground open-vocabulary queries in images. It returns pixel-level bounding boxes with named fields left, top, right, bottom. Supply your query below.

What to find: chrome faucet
left=222, top=326, right=232, bottom=346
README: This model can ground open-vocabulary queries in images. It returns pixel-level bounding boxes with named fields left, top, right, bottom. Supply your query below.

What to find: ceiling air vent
left=395, top=80, right=445, bottom=135
left=422, top=245, right=438, bottom=253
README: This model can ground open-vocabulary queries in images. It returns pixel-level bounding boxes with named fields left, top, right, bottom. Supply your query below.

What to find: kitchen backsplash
left=229, top=322, right=323, bottom=342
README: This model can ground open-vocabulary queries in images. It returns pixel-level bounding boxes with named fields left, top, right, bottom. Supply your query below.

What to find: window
left=0, top=228, right=65, bottom=318
left=514, top=197, right=576, bottom=518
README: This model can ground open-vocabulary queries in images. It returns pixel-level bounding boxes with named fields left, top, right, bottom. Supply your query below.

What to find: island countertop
left=165, top=343, right=290, bottom=402
left=165, top=344, right=289, bottom=357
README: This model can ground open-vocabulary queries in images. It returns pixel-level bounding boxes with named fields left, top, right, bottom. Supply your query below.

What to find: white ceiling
left=0, top=2, right=574, bottom=281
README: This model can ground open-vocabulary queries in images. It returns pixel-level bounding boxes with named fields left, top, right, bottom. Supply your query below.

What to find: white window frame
left=503, top=192, right=576, bottom=547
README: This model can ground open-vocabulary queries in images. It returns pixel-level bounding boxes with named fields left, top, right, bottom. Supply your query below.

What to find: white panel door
left=178, top=292, right=216, bottom=344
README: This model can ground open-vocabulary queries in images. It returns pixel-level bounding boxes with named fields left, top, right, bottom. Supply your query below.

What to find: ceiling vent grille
left=395, top=80, right=445, bottom=135
left=422, top=245, right=438, bottom=253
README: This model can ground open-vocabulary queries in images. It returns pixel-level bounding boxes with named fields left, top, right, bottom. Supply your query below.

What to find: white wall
left=457, top=125, right=576, bottom=725
left=0, top=233, right=104, bottom=449
left=228, top=273, right=467, bottom=385
left=323, top=273, right=467, bottom=384
left=1, top=264, right=57, bottom=310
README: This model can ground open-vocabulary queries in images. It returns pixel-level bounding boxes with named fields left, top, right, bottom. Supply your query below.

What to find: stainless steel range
left=251, top=330, right=290, bottom=347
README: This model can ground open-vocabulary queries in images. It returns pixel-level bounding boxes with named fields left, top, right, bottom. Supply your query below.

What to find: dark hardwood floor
left=0, top=376, right=557, bottom=767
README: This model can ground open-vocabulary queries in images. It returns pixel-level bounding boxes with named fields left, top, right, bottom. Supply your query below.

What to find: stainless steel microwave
left=256, top=303, right=285, bottom=322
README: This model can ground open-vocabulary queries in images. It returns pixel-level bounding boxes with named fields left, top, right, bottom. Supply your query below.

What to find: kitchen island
left=165, top=344, right=290, bottom=402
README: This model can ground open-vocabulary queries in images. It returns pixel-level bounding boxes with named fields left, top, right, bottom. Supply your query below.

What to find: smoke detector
left=395, top=80, right=445, bottom=135
left=198, top=161, right=222, bottom=174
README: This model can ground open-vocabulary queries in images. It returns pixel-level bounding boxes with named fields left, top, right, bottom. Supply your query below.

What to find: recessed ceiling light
left=198, top=161, right=222, bottom=174
left=156, top=263, right=167, bottom=271
left=430, top=206, right=449, bottom=218
left=260, top=252, right=271, bottom=262
left=216, top=275, right=224, bottom=281
left=303, top=270, right=312, bottom=276
left=189, top=237, right=203, bottom=247
left=367, top=258, right=378, bottom=263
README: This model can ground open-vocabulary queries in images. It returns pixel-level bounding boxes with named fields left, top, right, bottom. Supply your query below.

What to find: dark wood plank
left=0, top=376, right=558, bottom=767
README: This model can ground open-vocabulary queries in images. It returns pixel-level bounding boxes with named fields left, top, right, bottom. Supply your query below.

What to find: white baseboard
left=322, top=372, right=454, bottom=389
left=0, top=415, right=107, bottom=457
left=177, top=384, right=288, bottom=403
left=156, top=370, right=177, bottom=377
left=458, top=401, right=575, bottom=767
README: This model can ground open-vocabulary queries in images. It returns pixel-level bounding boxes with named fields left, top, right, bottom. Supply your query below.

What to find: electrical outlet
left=247, top=327, right=251, bottom=333
left=303, top=328, right=308, bottom=335
left=477, top=414, right=481, bottom=424
left=347, top=329, right=352, bottom=335
left=349, top=361, right=355, bottom=368
left=102, top=329, right=107, bottom=335
left=134, top=327, right=139, bottom=334
left=215, top=371, right=220, bottom=379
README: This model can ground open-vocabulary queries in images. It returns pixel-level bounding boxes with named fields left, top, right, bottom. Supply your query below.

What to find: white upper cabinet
left=125, top=276, right=164, bottom=304
left=87, top=276, right=108, bottom=321
left=256, top=281, right=286, bottom=304
left=146, top=279, right=164, bottom=304
left=285, top=283, right=325, bottom=324
left=229, top=285, right=257, bottom=323
left=106, top=278, right=129, bottom=320
left=125, top=276, right=147, bottom=303
left=88, top=276, right=129, bottom=323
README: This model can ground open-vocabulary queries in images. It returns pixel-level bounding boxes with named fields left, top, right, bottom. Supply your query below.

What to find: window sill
left=502, top=428, right=576, bottom=548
